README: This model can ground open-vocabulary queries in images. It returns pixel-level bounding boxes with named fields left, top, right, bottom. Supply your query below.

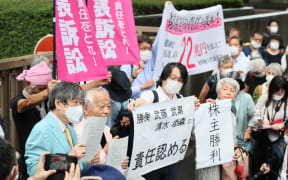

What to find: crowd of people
left=0, top=18, right=288, bottom=180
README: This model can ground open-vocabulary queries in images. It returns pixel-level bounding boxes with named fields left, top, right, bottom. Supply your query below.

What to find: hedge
left=0, top=0, right=243, bottom=59
left=132, top=0, right=244, bottom=15
left=0, top=9, right=54, bottom=59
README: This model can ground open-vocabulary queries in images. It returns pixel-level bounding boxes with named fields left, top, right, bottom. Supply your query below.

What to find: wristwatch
left=131, top=74, right=137, bottom=79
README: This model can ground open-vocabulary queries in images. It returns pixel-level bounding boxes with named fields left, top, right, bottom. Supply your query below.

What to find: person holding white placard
left=74, top=87, right=129, bottom=169
left=196, top=78, right=239, bottom=180
left=128, top=62, right=200, bottom=180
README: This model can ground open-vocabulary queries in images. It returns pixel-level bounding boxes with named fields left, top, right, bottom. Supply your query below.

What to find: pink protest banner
left=87, top=0, right=140, bottom=65
left=55, top=0, right=108, bottom=82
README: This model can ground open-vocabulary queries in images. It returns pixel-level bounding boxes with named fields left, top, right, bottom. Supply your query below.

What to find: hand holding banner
left=128, top=96, right=195, bottom=178
left=194, top=99, right=234, bottom=169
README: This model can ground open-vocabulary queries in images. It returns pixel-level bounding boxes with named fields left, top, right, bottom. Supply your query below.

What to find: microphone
left=251, top=169, right=265, bottom=180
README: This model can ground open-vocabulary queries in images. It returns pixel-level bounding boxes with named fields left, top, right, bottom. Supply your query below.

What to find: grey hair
left=218, top=55, right=233, bottom=68
left=267, top=63, right=282, bottom=75
left=85, top=87, right=110, bottom=107
left=31, top=55, right=50, bottom=67
left=249, top=58, right=266, bottom=73
left=216, top=78, right=240, bottom=94
left=48, top=81, right=85, bottom=110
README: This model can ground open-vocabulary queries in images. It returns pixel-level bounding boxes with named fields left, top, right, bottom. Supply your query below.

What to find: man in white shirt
left=228, top=36, right=250, bottom=81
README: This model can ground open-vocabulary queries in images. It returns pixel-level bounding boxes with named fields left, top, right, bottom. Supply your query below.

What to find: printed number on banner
left=179, top=36, right=195, bottom=69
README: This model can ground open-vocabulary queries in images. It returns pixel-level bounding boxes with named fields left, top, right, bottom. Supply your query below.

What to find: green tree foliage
left=0, top=0, right=243, bottom=59
left=0, top=0, right=54, bottom=59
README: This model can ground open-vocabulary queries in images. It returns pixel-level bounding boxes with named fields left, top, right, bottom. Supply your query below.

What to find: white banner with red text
left=153, top=3, right=227, bottom=80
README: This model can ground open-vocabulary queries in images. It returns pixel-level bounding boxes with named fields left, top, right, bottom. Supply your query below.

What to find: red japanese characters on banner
left=153, top=3, right=227, bottom=80
left=87, top=0, right=140, bottom=65
left=55, top=0, right=108, bottom=82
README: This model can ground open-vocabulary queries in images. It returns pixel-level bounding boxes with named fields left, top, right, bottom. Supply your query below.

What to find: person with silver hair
left=199, top=55, right=233, bottom=103
left=30, top=55, right=50, bottom=69
left=11, top=60, right=110, bottom=180
left=243, top=58, right=266, bottom=95
left=25, top=82, right=96, bottom=177
left=196, top=78, right=239, bottom=180
left=74, top=87, right=129, bottom=170
left=253, top=63, right=282, bottom=104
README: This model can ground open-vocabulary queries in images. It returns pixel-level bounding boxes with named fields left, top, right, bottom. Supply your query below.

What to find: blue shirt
left=120, top=34, right=159, bottom=99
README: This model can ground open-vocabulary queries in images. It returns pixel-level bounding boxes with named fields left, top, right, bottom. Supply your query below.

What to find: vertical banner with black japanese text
left=55, top=0, right=108, bottom=82
left=194, top=99, right=234, bottom=169
left=128, top=96, right=195, bottom=177
left=153, top=3, right=226, bottom=80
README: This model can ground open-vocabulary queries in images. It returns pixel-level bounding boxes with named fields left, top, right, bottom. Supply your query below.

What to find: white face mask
left=251, top=40, right=261, bottom=49
left=221, top=68, right=233, bottom=77
left=284, top=135, right=288, bottom=144
left=270, top=42, right=279, bottom=50
left=270, top=26, right=278, bottom=34
left=140, top=50, right=152, bottom=63
left=229, top=46, right=239, bottom=56
left=266, top=75, right=274, bottom=83
left=65, top=105, right=83, bottom=124
left=273, top=94, right=284, bottom=101
left=164, top=79, right=183, bottom=95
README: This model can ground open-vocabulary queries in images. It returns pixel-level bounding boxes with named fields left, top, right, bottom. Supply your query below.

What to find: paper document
left=106, top=137, right=129, bottom=174
left=80, top=116, right=106, bottom=162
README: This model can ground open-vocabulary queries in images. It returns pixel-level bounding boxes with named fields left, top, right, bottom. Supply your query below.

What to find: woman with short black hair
left=128, top=62, right=199, bottom=180
left=253, top=76, right=288, bottom=180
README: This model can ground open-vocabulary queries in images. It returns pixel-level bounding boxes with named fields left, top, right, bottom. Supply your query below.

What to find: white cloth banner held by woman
left=194, top=99, right=234, bottom=169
